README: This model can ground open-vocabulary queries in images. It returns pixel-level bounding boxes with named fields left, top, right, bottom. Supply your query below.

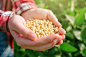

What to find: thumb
left=47, top=10, right=62, bottom=28
left=15, top=25, right=37, bottom=41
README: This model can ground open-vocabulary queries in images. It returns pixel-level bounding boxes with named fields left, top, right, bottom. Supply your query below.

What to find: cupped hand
left=8, top=15, right=37, bottom=41
left=21, top=8, right=66, bottom=45
left=8, top=15, right=64, bottom=51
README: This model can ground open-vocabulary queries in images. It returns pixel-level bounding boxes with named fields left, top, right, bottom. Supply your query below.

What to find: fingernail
left=59, top=28, right=66, bottom=35
left=57, top=40, right=63, bottom=45
left=56, top=34, right=62, bottom=39
left=57, top=37, right=62, bottom=43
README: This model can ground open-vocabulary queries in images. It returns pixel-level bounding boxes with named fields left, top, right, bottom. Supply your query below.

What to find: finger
left=56, top=40, right=63, bottom=45
left=59, top=28, right=66, bottom=35
left=47, top=10, right=61, bottom=28
left=61, top=35, right=65, bottom=40
left=10, top=30, right=37, bottom=47
left=17, top=34, right=62, bottom=47
left=33, top=34, right=62, bottom=46
left=10, top=30, right=25, bottom=46
left=22, top=39, right=58, bottom=51
left=18, top=35, right=64, bottom=47
left=56, top=35, right=65, bottom=45
left=10, top=30, right=19, bottom=40
left=14, top=25, right=37, bottom=41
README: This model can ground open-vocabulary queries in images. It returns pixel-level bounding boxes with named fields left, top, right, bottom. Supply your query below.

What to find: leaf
left=78, top=43, right=85, bottom=54
left=74, top=8, right=86, bottom=26
left=85, top=13, right=86, bottom=20
left=81, top=28, right=86, bottom=43
left=66, top=32, right=75, bottom=40
left=25, top=49, right=36, bottom=57
left=66, top=26, right=72, bottom=32
left=20, top=48, right=25, bottom=52
left=68, top=1, right=71, bottom=7
left=73, top=30, right=82, bottom=41
left=44, top=5, right=48, bottom=9
left=60, top=43, right=77, bottom=52
left=83, top=49, right=86, bottom=56
left=65, top=14, right=75, bottom=24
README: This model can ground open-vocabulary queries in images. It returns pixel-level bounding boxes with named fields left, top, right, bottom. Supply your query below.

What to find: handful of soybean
left=26, top=19, right=60, bottom=38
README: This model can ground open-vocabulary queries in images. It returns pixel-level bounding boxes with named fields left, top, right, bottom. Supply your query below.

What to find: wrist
left=20, top=8, right=35, bottom=16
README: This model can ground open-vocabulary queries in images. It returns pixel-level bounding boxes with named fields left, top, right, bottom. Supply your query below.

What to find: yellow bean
left=26, top=19, right=59, bottom=38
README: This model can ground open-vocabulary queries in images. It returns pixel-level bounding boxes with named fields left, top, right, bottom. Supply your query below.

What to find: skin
left=8, top=8, right=66, bottom=51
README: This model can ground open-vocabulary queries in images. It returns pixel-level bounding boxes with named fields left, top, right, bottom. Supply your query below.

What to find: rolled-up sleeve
left=0, top=10, right=14, bottom=32
left=11, top=0, right=37, bottom=15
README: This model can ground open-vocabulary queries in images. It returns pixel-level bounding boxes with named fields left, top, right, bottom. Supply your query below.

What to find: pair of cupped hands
left=8, top=8, right=66, bottom=51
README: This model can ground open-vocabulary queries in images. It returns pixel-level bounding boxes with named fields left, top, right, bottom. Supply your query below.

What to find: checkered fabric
left=11, top=0, right=37, bottom=14
left=0, top=0, right=37, bottom=49
left=0, top=10, right=14, bottom=30
left=16, top=3, right=31, bottom=15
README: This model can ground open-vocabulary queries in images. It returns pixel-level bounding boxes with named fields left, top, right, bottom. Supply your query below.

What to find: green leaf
left=74, top=8, right=86, bottom=26
left=84, top=49, right=86, bottom=56
left=65, top=14, right=75, bottom=24
left=25, top=49, right=36, bottom=57
left=44, top=5, right=49, bottom=9
left=73, top=30, right=82, bottom=41
left=60, top=43, right=77, bottom=52
left=68, top=1, right=71, bottom=7
left=20, top=48, right=25, bottom=52
left=66, top=26, right=72, bottom=32
left=81, top=28, right=86, bottom=43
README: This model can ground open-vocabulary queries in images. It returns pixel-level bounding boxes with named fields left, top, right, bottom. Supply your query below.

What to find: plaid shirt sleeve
left=0, top=0, right=37, bottom=50
left=0, top=10, right=14, bottom=32
left=0, top=0, right=37, bottom=32
left=11, top=0, right=37, bottom=15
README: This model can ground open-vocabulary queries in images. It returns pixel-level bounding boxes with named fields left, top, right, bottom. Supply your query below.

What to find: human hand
left=8, top=15, right=64, bottom=51
left=21, top=8, right=66, bottom=44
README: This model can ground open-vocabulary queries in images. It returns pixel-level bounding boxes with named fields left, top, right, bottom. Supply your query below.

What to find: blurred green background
left=14, top=0, right=86, bottom=57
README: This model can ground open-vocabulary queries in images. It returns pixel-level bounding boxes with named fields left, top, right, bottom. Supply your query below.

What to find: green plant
left=14, top=0, right=86, bottom=57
